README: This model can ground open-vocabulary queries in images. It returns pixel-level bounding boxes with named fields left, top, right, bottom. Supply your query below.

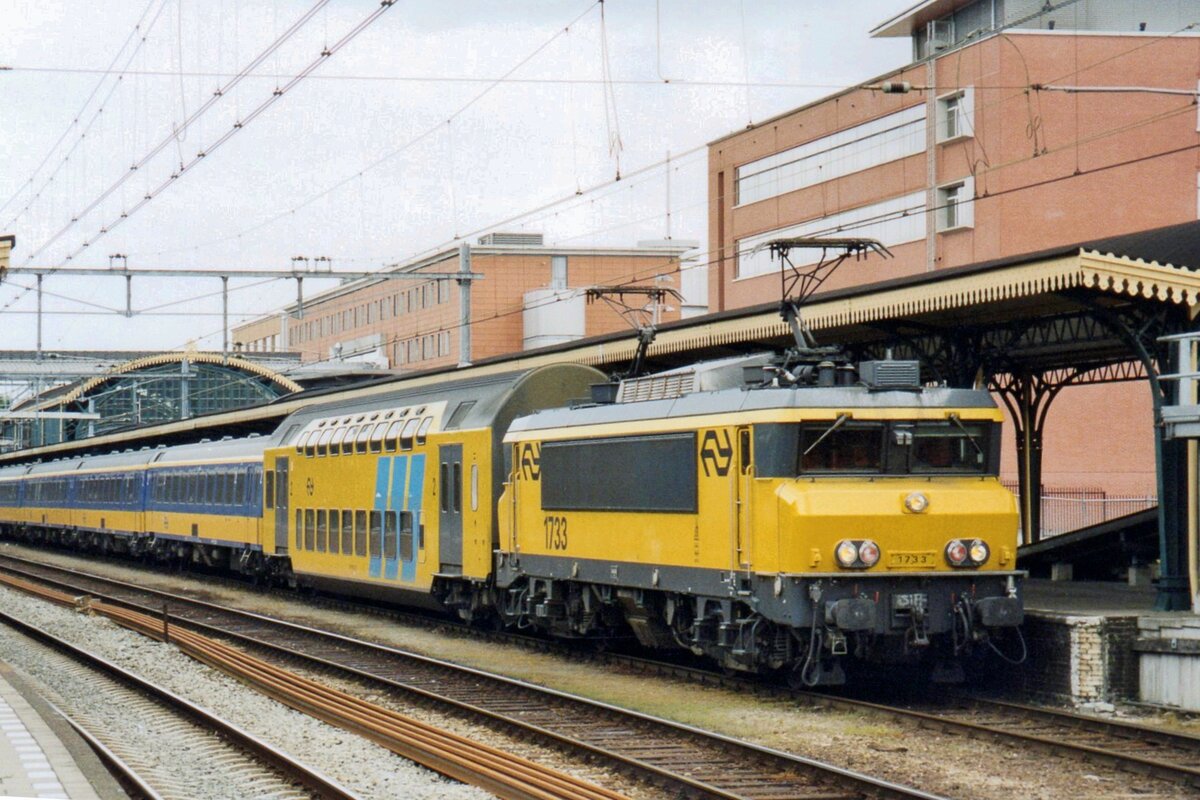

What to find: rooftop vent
left=618, top=370, right=695, bottom=403
left=858, top=360, right=920, bottom=390
left=617, top=353, right=775, bottom=403
left=477, top=232, right=544, bottom=247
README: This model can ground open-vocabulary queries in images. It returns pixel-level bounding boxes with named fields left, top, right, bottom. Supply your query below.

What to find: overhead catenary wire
left=20, top=0, right=337, bottom=267
left=2, top=0, right=171, bottom=231
left=9, top=4, right=1200, bottom=352
left=128, top=1, right=603, bottom=261
left=1, top=0, right=396, bottom=321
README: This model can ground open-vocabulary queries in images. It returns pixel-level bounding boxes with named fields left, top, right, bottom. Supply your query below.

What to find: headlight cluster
left=835, top=539, right=880, bottom=569
left=945, top=538, right=989, bottom=567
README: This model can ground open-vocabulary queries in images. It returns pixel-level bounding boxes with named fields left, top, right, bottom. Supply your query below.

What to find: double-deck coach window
left=369, top=510, right=383, bottom=558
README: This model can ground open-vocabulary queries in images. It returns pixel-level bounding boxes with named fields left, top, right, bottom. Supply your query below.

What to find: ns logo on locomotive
left=0, top=351, right=1023, bottom=686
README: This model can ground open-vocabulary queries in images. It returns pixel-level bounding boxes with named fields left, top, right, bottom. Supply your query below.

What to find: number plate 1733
left=888, top=551, right=935, bottom=568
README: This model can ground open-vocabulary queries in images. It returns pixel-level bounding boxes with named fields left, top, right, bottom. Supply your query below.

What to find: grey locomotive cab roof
left=509, top=384, right=997, bottom=434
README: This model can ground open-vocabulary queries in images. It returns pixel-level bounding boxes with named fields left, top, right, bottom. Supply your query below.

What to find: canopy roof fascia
left=23, top=352, right=304, bottom=413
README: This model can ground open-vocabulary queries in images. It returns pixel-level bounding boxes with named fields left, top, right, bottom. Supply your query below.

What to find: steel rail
left=48, top=704, right=167, bottom=800
left=0, top=570, right=626, bottom=800
left=0, top=604, right=359, bottom=800
left=0, top=553, right=945, bottom=800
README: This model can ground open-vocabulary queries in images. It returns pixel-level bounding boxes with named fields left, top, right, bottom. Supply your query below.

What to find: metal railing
left=1002, top=482, right=1157, bottom=539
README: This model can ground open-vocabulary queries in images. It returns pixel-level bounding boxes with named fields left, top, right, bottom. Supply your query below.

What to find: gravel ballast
left=3, top=543, right=1196, bottom=799
left=0, top=584, right=492, bottom=800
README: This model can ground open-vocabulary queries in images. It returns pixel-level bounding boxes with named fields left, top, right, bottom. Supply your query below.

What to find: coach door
left=274, top=456, right=289, bottom=553
left=438, top=444, right=463, bottom=574
left=734, top=427, right=752, bottom=570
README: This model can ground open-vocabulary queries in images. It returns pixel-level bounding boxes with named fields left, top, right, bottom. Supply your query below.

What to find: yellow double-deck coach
left=497, top=354, right=1023, bottom=684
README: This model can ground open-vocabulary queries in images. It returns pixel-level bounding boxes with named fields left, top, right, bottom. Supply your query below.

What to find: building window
left=735, top=105, right=926, bottom=207
left=438, top=331, right=450, bottom=356
left=937, top=177, right=974, bottom=231
left=550, top=255, right=568, bottom=289
left=437, top=280, right=449, bottom=304
left=937, top=87, right=974, bottom=142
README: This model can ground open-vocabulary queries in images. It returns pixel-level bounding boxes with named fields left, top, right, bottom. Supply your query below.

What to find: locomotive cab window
left=753, top=419, right=1000, bottom=478
left=799, top=423, right=884, bottom=474
left=907, top=420, right=992, bottom=474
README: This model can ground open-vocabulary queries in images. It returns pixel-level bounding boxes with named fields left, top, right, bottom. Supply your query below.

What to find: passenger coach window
left=416, top=416, right=434, bottom=445
left=355, top=510, right=368, bottom=556
left=452, top=463, right=462, bottom=513
left=342, top=509, right=353, bottom=553
left=304, top=509, right=315, bottom=550
left=384, top=513, right=398, bottom=560
left=399, top=418, right=420, bottom=450
left=331, top=427, right=349, bottom=454
left=384, top=420, right=404, bottom=452
left=369, top=422, right=388, bottom=453
left=355, top=425, right=372, bottom=454
left=470, top=464, right=478, bottom=511
left=328, top=510, right=340, bottom=554
left=369, top=511, right=383, bottom=558
left=316, top=509, right=327, bottom=552
left=400, top=512, right=414, bottom=560
left=440, top=462, right=449, bottom=513
left=342, top=426, right=359, bottom=455
left=295, top=509, right=303, bottom=549
left=265, top=470, right=275, bottom=509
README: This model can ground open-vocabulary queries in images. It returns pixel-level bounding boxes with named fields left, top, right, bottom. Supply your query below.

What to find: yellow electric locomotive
left=497, top=354, right=1023, bottom=684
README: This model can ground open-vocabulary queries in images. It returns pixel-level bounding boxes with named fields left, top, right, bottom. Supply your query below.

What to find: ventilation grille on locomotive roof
left=617, top=371, right=696, bottom=403
left=858, top=359, right=921, bottom=389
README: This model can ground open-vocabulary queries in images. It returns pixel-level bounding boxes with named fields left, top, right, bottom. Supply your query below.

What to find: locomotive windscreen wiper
left=947, top=413, right=984, bottom=457
left=801, top=413, right=850, bottom=457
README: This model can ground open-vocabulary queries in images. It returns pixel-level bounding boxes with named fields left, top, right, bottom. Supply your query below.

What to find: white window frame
left=937, top=176, right=975, bottom=232
left=936, top=87, right=974, bottom=143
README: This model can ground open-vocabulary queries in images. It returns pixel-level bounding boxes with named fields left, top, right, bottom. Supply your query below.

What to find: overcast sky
left=0, top=0, right=910, bottom=366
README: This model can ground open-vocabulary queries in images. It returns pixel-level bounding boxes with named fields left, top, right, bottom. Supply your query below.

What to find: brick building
left=707, top=0, right=1200, bottom=504
left=233, top=234, right=695, bottom=371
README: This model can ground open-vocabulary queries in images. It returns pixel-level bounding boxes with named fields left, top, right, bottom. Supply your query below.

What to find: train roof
left=507, top=384, right=1000, bottom=435
left=268, top=363, right=604, bottom=447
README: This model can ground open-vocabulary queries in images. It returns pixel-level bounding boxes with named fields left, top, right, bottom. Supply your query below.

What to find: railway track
left=827, top=694, right=1200, bottom=789
left=0, top=606, right=354, bottom=800
left=0, top=552, right=943, bottom=800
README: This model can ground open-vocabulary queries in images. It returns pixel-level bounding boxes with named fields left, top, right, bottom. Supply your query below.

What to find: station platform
left=0, top=663, right=122, bottom=800
left=999, top=579, right=1200, bottom=711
